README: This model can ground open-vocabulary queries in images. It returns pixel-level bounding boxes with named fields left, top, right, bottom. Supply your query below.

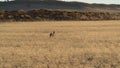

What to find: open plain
left=0, top=21, right=120, bottom=68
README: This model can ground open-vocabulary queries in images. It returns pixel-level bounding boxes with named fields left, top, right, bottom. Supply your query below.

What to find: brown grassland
left=0, top=21, right=120, bottom=68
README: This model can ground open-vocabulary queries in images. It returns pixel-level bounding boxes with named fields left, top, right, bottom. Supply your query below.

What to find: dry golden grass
left=0, top=21, right=120, bottom=68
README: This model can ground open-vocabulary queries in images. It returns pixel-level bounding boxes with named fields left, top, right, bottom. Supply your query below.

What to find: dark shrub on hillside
left=0, top=9, right=120, bottom=22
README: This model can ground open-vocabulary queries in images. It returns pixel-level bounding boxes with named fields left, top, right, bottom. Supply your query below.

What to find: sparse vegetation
left=0, top=21, right=120, bottom=68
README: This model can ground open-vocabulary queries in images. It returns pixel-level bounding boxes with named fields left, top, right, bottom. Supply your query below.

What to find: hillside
left=0, top=1, right=120, bottom=12
left=0, top=1, right=120, bottom=21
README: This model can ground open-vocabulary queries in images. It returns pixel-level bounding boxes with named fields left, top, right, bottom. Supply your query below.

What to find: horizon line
left=0, top=0, right=120, bottom=5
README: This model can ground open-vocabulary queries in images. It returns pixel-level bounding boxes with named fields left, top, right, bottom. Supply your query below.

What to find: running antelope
left=49, top=31, right=55, bottom=38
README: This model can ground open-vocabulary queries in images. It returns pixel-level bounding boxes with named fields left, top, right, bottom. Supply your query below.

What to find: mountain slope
left=0, top=1, right=120, bottom=12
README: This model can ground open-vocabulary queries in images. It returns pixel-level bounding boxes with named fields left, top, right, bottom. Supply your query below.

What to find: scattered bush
left=0, top=9, right=120, bottom=22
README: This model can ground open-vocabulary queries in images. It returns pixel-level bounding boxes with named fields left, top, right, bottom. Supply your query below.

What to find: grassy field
left=0, top=21, right=120, bottom=68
